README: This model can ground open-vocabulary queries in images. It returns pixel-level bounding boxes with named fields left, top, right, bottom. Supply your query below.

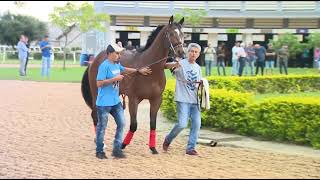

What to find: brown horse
left=81, top=16, right=185, bottom=154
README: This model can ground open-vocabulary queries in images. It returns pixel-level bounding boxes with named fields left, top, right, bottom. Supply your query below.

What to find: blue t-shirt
left=96, top=59, right=125, bottom=106
left=39, top=41, right=51, bottom=57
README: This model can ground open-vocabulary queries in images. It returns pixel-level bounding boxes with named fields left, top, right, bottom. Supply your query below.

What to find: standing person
left=39, top=35, right=52, bottom=77
left=24, top=36, right=30, bottom=76
left=301, top=48, right=310, bottom=68
left=278, top=45, right=289, bottom=75
left=314, top=48, right=320, bottom=72
left=117, top=41, right=123, bottom=48
left=231, top=42, right=241, bottom=76
left=265, top=44, right=276, bottom=75
left=244, top=42, right=256, bottom=76
left=255, top=44, right=266, bottom=76
left=17, top=34, right=28, bottom=76
left=125, top=41, right=135, bottom=51
left=95, top=44, right=152, bottom=159
left=162, top=43, right=203, bottom=156
left=237, top=42, right=247, bottom=77
left=217, top=44, right=226, bottom=76
left=204, top=42, right=216, bottom=76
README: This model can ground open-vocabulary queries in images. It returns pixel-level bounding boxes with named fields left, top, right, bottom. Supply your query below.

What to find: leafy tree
left=269, top=33, right=305, bottom=58
left=49, top=2, right=110, bottom=69
left=174, top=8, right=207, bottom=27
left=306, top=32, right=320, bottom=49
left=0, top=13, right=48, bottom=46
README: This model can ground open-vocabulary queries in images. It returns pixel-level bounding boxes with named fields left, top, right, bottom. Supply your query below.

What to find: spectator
left=278, top=45, right=289, bottom=75
left=301, top=48, right=310, bottom=68
left=117, top=41, right=123, bottom=48
left=203, top=42, right=216, bottom=76
left=244, top=42, right=256, bottom=76
left=17, top=34, right=28, bottom=76
left=217, top=44, right=226, bottom=76
left=237, top=42, right=247, bottom=77
left=39, top=35, right=52, bottom=77
left=265, top=44, right=276, bottom=75
left=125, top=41, right=135, bottom=51
left=314, top=48, right=320, bottom=71
left=231, top=42, right=241, bottom=76
left=24, top=36, right=30, bottom=76
left=255, top=44, right=266, bottom=76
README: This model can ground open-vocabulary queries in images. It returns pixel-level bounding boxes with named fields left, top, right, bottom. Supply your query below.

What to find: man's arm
left=123, top=67, right=152, bottom=75
left=97, top=75, right=123, bottom=88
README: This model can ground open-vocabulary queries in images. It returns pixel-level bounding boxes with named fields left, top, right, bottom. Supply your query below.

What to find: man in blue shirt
left=95, top=44, right=152, bottom=159
left=39, top=35, right=51, bottom=77
left=17, top=35, right=28, bottom=76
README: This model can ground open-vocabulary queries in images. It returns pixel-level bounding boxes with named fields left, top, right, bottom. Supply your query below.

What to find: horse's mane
left=137, top=25, right=165, bottom=53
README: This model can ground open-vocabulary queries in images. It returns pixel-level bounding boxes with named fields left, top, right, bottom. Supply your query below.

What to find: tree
left=306, top=32, right=320, bottom=49
left=0, top=13, right=48, bottom=46
left=269, top=33, right=305, bottom=58
left=49, top=2, right=110, bottom=70
left=174, top=8, right=207, bottom=27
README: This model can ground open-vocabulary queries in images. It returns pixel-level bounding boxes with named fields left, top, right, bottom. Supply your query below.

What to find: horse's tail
left=81, top=66, right=93, bottom=109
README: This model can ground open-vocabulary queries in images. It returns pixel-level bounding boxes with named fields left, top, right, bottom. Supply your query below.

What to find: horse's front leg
left=122, top=96, right=141, bottom=149
left=149, top=96, right=162, bottom=154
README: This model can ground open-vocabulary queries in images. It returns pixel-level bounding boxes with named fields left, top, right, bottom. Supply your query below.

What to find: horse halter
left=165, top=31, right=183, bottom=58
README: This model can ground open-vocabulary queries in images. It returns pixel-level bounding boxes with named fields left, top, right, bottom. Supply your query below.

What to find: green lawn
left=0, top=65, right=319, bottom=83
left=0, top=67, right=87, bottom=83
left=0, top=59, right=77, bottom=65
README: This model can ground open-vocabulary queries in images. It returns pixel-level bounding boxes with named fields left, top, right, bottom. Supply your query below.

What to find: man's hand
left=138, top=67, right=152, bottom=75
left=114, top=74, right=124, bottom=81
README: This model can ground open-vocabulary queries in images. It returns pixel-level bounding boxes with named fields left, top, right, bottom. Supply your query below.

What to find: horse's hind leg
left=91, top=108, right=98, bottom=142
left=149, top=97, right=162, bottom=154
left=122, top=97, right=140, bottom=149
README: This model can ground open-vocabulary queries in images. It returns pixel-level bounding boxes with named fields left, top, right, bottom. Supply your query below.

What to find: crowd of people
left=204, top=41, right=291, bottom=76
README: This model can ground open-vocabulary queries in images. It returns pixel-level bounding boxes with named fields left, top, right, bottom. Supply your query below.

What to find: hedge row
left=206, top=75, right=320, bottom=94
left=161, top=80, right=320, bottom=149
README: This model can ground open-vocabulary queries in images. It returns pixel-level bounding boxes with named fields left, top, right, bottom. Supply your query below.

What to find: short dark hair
left=44, top=35, right=49, bottom=38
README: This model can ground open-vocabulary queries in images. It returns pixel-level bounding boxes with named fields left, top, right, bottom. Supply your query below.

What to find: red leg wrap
left=149, top=130, right=156, bottom=148
left=123, top=131, right=134, bottom=145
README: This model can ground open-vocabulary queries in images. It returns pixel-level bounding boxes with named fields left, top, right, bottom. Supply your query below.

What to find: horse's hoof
left=150, top=147, right=159, bottom=154
left=121, top=143, right=127, bottom=149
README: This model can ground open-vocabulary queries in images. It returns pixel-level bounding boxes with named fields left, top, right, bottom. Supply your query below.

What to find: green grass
left=0, top=64, right=319, bottom=83
left=0, top=67, right=87, bottom=83
left=0, top=59, right=78, bottom=65
left=254, top=91, right=320, bottom=103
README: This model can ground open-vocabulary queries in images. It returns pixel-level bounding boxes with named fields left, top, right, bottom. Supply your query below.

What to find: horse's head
left=165, top=16, right=185, bottom=60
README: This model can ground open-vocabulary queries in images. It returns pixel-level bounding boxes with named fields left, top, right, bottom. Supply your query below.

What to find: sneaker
left=112, top=149, right=126, bottom=159
left=96, top=152, right=107, bottom=159
left=186, top=150, right=199, bottom=156
left=162, top=139, right=170, bottom=152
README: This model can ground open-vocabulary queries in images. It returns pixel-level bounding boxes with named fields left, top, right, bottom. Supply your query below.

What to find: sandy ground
left=0, top=80, right=320, bottom=179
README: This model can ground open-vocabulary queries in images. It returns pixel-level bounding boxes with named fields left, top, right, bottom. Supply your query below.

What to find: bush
left=206, top=75, right=320, bottom=94
left=161, top=80, right=320, bottom=149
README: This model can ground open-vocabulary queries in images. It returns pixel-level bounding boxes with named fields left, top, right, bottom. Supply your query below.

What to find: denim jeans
left=165, top=101, right=201, bottom=152
left=217, top=59, right=226, bottom=76
left=231, top=58, right=239, bottom=76
left=96, top=102, right=125, bottom=153
left=265, top=60, right=275, bottom=69
left=205, top=60, right=213, bottom=76
left=244, top=57, right=255, bottom=76
left=41, top=56, right=51, bottom=77
left=238, top=57, right=246, bottom=77
left=19, top=56, right=27, bottom=76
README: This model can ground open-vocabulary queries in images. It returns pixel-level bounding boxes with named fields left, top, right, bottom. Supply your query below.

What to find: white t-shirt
left=174, top=59, right=202, bottom=104
left=232, top=46, right=241, bottom=60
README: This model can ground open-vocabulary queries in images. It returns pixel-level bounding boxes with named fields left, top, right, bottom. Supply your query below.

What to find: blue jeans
left=96, top=102, right=125, bottom=153
left=265, top=60, right=275, bottom=69
left=41, top=56, right=51, bottom=77
left=244, top=56, right=255, bottom=75
left=231, top=58, right=239, bottom=76
left=165, top=101, right=201, bottom=152
left=205, top=60, right=213, bottom=76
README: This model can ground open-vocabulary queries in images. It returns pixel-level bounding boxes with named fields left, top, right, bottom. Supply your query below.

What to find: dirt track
left=0, top=80, right=319, bottom=178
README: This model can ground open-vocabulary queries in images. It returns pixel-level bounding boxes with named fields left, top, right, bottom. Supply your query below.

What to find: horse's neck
left=140, top=30, right=168, bottom=67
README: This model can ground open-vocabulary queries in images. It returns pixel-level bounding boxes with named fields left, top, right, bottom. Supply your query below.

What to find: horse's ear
left=179, top=17, right=184, bottom=26
left=169, top=15, right=174, bottom=25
